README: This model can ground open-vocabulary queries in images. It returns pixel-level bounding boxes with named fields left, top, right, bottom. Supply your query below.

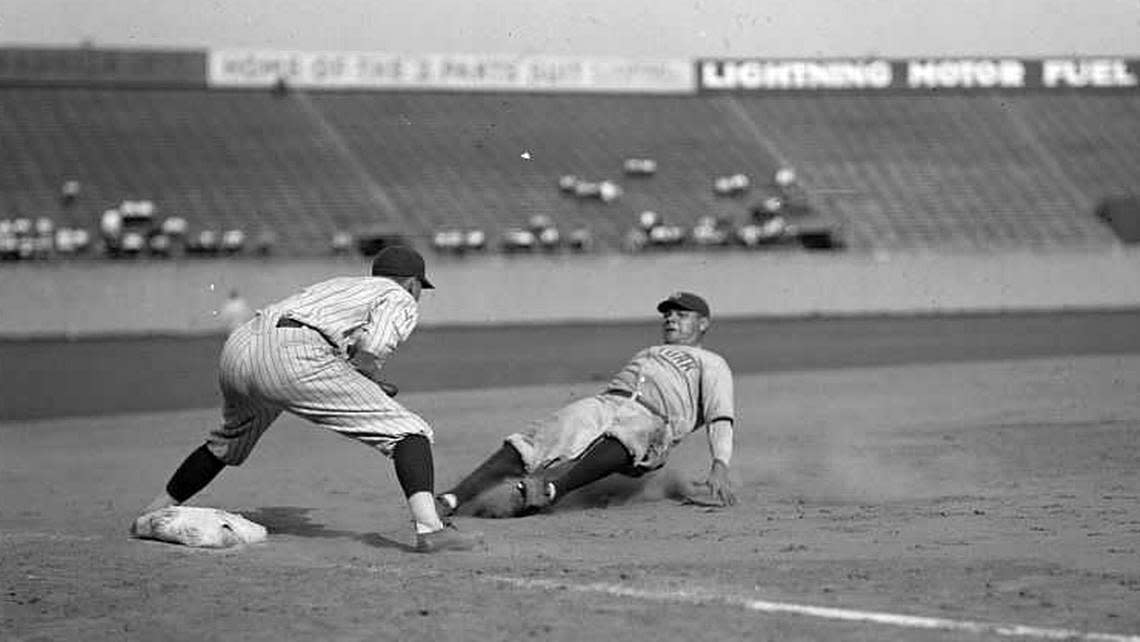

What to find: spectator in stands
left=501, top=227, right=537, bottom=253
left=527, top=214, right=553, bottom=233
left=568, top=224, right=593, bottom=252
left=464, top=229, right=487, bottom=253
left=149, top=233, right=173, bottom=258
left=59, top=180, right=81, bottom=207
left=647, top=223, right=686, bottom=248
left=751, top=196, right=785, bottom=225
left=432, top=229, right=464, bottom=255
left=622, top=158, right=657, bottom=176
left=768, top=166, right=811, bottom=217
left=100, top=209, right=123, bottom=256
left=218, top=289, right=254, bottom=334
left=119, top=231, right=146, bottom=257
left=188, top=230, right=220, bottom=256
left=254, top=230, right=277, bottom=257
left=774, top=167, right=796, bottom=189
left=330, top=230, right=353, bottom=256
left=32, top=217, right=55, bottom=259
left=537, top=226, right=561, bottom=252
left=161, top=216, right=188, bottom=238
left=738, top=200, right=789, bottom=246
left=157, top=216, right=188, bottom=256
left=12, top=218, right=32, bottom=237
left=570, top=179, right=622, bottom=203
left=574, top=181, right=601, bottom=199
left=630, top=210, right=684, bottom=251
left=0, top=232, right=18, bottom=261
left=49, top=227, right=90, bottom=257
left=691, top=215, right=731, bottom=247
left=223, top=229, right=247, bottom=255
left=597, top=180, right=622, bottom=203
left=637, top=210, right=662, bottom=232
left=713, top=173, right=750, bottom=197
left=523, top=215, right=561, bottom=252
left=558, top=174, right=579, bottom=194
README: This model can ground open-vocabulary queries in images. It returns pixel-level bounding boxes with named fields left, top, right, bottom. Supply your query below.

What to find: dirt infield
left=3, top=354, right=1138, bottom=640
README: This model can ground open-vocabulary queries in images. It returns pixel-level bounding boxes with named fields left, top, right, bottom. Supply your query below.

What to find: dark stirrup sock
left=392, top=434, right=435, bottom=498
left=445, top=443, right=526, bottom=505
left=165, top=444, right=227, bottom=503
left=548, top=436, right=633, bottom=499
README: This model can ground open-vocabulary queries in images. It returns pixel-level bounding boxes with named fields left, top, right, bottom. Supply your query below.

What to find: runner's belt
left=603, top=388, right=667, bottom=420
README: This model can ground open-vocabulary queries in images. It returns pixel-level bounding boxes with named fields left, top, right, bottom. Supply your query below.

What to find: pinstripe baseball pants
left=205, top=313, right=432, bottom=465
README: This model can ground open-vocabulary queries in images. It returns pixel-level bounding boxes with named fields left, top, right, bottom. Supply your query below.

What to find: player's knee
left=206, top=441, right=248, bottom=466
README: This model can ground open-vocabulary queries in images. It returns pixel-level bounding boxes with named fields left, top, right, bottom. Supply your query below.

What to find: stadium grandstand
left=0, top=47, right=1137, bottom=260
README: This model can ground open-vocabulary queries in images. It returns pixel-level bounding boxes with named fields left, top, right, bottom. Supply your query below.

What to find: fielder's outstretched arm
left=705, top=419, right=736, bottom=505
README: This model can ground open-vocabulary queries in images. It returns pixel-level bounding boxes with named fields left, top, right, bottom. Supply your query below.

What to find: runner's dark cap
left=656, top=291, right=710, bottom=317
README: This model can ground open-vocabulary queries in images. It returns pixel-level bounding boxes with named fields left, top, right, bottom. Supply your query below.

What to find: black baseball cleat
left=434, top=494, right=457, bottom=524
left=414, top=524, right=484, bottom=553
left=514, top=476, right=556, bottom=516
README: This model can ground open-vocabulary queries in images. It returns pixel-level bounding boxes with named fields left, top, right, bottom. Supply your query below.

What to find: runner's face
left=662, top=308, right=706, bottom=345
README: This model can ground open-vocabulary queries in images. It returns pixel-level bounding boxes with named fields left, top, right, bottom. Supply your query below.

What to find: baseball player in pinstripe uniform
left=134, top=245, right=481, bottom=553
left=437, top=291, right=736, bottom=518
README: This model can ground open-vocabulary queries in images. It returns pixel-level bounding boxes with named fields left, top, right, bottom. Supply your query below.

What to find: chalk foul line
left=489, top=576, right=1139, bottom=642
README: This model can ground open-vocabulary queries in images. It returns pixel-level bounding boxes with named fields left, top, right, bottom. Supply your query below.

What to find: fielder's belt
left=276, top=316, right=337, bottom=348
left=603, top=388, right=667, bottom=421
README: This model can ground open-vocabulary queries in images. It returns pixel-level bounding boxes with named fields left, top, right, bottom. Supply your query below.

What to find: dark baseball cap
left=371, top=245, right=434, bottom=289
left=656, top=291, right=710, bottom=317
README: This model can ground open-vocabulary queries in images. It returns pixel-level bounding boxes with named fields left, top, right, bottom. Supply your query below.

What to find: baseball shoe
left=414, top=524, right=483, bottom=553
left=434, top=494, right=457, bottom=523
left=515, top=476, right=556, bottom=516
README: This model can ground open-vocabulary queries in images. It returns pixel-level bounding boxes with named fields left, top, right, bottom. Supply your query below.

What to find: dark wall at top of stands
left=0, top=47, right=207, bottom=88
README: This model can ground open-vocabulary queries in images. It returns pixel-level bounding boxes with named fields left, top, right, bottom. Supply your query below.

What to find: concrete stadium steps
left=0, top=87, right=1134, bottom=254
left=0, top=88, right=388, bottom=254
left=731, top=93, right=1124, bottom=250
left=307, top=92, right=782, bottom=248
left=1005, top=93, right=1140, bottom=202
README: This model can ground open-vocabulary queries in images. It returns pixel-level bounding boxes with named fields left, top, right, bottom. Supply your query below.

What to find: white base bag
left=131, top=506, right=267, bottom=548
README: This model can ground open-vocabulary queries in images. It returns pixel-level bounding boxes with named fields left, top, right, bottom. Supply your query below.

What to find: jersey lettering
left=659, top=347, right=698, bottom=373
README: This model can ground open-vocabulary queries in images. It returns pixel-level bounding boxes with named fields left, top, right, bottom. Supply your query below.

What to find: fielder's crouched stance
left=437, top=291, right=736, bottom=518
left=134, top=246, right=481, bottom=553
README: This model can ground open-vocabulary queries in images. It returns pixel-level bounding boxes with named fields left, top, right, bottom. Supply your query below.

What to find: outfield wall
left=3, top=248, right=1140, bottom=338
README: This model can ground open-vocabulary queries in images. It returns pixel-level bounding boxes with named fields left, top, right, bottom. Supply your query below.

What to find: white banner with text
left=209, top=50, right=694, bottom=93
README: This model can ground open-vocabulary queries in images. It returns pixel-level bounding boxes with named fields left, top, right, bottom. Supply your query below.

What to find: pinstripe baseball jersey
left=263, top=276, right=418, bottom=366
left=205, top=275, right=431, bottom=465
